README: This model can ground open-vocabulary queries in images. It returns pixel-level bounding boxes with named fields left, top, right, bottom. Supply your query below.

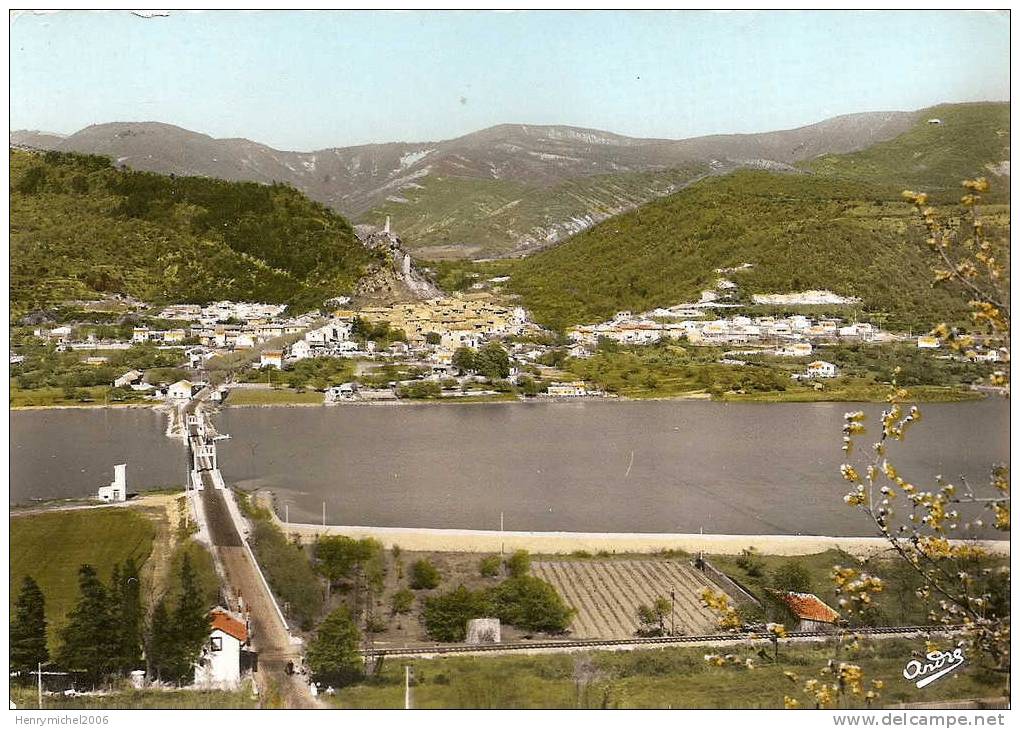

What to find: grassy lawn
left=10, top=686, right=258, bottom=709
left=9, top=384, right=148, bottom=408
left=329, top=638, right=1007, bottom=709
left=10, top=508, right=157, bottom=650
left=225, top=387, right=324, bottom=406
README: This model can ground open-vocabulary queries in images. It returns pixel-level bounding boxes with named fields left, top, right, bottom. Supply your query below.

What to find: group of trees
left=452, top=343, right=510, bottom=379
left=11, top=150, right=378, bottom=317
left=350, top=317, right=407, bottom=346
left=11, top=341, right=183, bottom=394
left=250, top=521, right=324, bottom=630
left=10, top=557, right=209, bottom=686
left=422, top=575, right=574, bottom=642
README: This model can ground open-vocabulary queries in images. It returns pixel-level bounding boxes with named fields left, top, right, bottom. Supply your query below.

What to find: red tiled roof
left=776, top=592, right=841, bottom=623
left=210, top=609, right=248, bottom=643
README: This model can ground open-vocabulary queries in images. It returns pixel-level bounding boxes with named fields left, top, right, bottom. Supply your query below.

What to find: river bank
left=274, top=517, right=1010, bottom=558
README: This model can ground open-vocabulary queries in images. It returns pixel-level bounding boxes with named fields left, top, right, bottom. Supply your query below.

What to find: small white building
left=193, top=608, right=250, bottom=690
left=803, top=360, right=838, bottom=379
left=290, top=340, right=314, bottom=360
left=97, top=464, right=127, bottom=502
left=260, top=350, right=284, bottom=369
left=917, top=336, right=941, bottom=349
left=547, top=381, right=588, bottom=397
left=777, top=342, right=813, bottom=357
left=114, top=370, right=144, bottom=389
left=325, top=382, right=360, bottom=402
left=168, top=380, right=195, bottom=401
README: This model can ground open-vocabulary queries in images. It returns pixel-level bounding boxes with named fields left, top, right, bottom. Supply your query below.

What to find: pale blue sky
left=10, top=10, right=1010, bottom=150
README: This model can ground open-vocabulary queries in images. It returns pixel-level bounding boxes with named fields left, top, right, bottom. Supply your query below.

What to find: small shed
left=465, top=618, right=501, bottom=644
left=773, top=591, right=841, bottom=632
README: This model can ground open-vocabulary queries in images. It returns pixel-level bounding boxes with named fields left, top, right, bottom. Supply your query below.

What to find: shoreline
left=10, top=386, right=983, bottom=411
left=275, top=519, right=1010, bottom=557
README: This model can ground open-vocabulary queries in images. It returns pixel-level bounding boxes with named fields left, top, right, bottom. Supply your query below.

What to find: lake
left=11, top=399, right=1009, bottom=536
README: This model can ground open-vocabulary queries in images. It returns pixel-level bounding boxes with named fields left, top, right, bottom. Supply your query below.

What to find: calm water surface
left=11, top=400, right=1009, bottom=536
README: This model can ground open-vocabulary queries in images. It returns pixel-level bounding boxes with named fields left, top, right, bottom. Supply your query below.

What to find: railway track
left=361, top=625, right=948, bottom=658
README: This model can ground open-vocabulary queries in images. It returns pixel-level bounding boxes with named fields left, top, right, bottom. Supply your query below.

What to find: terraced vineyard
left=532, top=560, right=722, bottom=640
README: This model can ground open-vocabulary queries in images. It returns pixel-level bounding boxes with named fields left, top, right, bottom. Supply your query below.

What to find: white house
left=193, top=608, right=250, bottom=689
left=325, top=382, right=359, bottom=403
left=114, top=370, right=144, bottom=388
left=259, top=350, right=284, bottom=369
left=917, top=336, right=941, bottom=349
left=803, top=360, right=838, bottom=379
left=97, top=464, right=127, bottom=502
left=777, top=342, right=813, bottom=357
left=290, top=340, right=314, bottom=360
left=168, top=380, right=195, bottom=401
left=547, top=381, right=588, bottom=397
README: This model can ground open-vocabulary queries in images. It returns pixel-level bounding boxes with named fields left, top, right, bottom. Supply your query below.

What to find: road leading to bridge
left=194, top=420, right=320, bottom=708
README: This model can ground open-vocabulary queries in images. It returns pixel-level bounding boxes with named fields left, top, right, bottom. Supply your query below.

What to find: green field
left=329, top=639, right=1007, bottom=709
left=10, top=686, right=258, bottom=710
left=9, top=384, right=131, bottom=408
left=10, top=508, right=156, bottom=649
left=225, top=387, right=325, bottom=406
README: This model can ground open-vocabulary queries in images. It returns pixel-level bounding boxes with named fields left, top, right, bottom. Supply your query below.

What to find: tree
left=422, top=586, right=492, bottom=642
left=636, top=603, right=663, bottom=637
left=478, top=555, right=501, bottom=577
left=409, top=559, right=441, bottom=590
left=306, top=606, right=363, bottom=687
left=771, top=561, right=812, bottom=594
left=391, top=588, right=414, bottom=616
left=452, top=346, right=476, bottom=374
left=475, top=342, right=510, bottom=379
left=491, top=576, right=574, bottom=634
left=505, top=549, right=531, bottom=578
left=173, top=554, right=211, bottom=674
left=146, top=599, right=181, bottom=681
left=11, top=576, right=48, bottom=677
left=57, top=565, right=119, bottom=681
left=111, top=558, right=143, bottom=672
left=424, top=332, right=441, bottom=345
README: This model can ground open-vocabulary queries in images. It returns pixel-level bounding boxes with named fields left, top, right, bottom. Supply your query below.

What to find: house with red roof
left=772, top=591, right=841, bottom=633
left=194, top=607, right=252, bottom=689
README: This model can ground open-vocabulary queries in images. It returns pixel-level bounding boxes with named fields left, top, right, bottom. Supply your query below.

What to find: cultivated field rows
left=532, top=560, right=721, bottom=640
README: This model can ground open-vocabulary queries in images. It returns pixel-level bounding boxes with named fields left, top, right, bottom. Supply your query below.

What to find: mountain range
left=12, top=110, right=920, bottom=258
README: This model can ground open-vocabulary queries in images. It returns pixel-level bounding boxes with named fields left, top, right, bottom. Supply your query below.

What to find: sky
left=9, top=10, right=1011, bottom=151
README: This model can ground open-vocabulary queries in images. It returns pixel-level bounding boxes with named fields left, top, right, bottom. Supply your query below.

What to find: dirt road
left=201, top=482, right=320, bottom=708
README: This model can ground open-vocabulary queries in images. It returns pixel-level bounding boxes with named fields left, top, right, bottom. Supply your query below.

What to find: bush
left=771, top=561, right=812, bottom=594
left=478, top=555, right=501, bottom=577
left=422, top=586, right=492, bottom=641
left=490, top=576, right=574, bottom=634
left=505, top=549, right=531, bottom=578
left=735, top=547, right=765, bottom=578
left=306, top=606, right=362, bottom=687
left=391, top=588, right=414, bottom=615
left=409, top=559, right=441, bottom=590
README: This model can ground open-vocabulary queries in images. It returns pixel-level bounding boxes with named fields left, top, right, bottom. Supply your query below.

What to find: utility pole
left=37, top=662, right=42, bottom=710
left=500, top=511, right=504, bottom=556
left=670, top=589, right=676, bottom=636
left=285, top=503, right=289, bottom=527
left=322, top=501, right=326, bottom=528
left=404, top=665, right=413, bottom=709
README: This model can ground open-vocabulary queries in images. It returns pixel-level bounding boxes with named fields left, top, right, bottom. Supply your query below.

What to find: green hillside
left=10, top=150, right=380, bottom=318
left=507, top=103, right=1010, bottom=331
left=361, top=167, right=706, bottom=258
left=806, top=102, right=1010, bottom=201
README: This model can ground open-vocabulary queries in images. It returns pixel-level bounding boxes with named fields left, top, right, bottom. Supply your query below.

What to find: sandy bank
left=277, top=521, right=1009, bottom=558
